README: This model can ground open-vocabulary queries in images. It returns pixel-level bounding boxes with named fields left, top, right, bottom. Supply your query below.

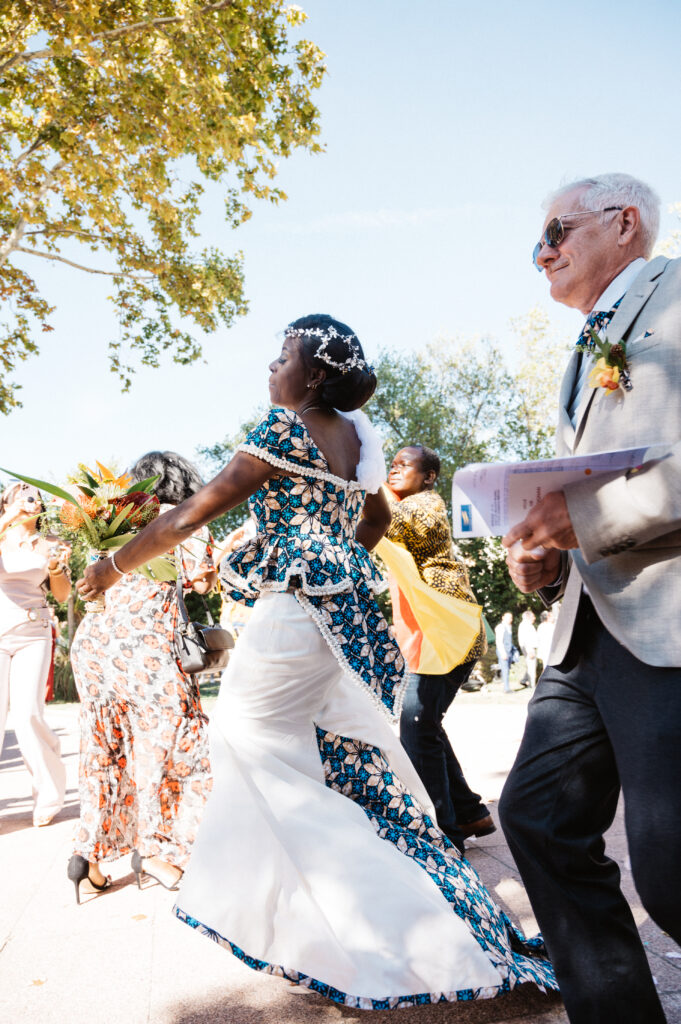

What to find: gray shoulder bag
left=173, top=555, right=234, bottom=677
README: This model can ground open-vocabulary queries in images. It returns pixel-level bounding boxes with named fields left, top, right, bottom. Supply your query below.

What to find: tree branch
left=23, top=227, right=112, bottom=244
left=13, top=246, right=153, bottom=280
left=9, top=136, right=49, bottom=173
left=0, top=1, right=234, bottom=74
left=0, top=161, right=66, bottom=265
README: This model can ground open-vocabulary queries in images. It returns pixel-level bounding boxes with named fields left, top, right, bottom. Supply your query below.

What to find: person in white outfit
left=0, top=482, right=70, bottom=826
left=536, top=610, right=555, bottom=670
left=517, top=610, right=539, bottom=688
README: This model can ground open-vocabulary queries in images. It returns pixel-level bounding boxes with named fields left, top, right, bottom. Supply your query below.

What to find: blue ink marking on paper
left=460, top=505, right=473, bottom=532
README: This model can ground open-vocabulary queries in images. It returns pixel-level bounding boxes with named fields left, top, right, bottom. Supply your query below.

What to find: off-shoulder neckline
left=282, top=407, right=360, bottom=486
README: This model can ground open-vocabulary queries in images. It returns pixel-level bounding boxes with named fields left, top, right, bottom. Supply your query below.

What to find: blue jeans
left=499, top=656, right=511, bottom=692
left=400, top=662, right=489, bottom=849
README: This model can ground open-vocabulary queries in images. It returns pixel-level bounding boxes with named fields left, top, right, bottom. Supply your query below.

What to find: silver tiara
left=284, top=325, right=374, bottom=375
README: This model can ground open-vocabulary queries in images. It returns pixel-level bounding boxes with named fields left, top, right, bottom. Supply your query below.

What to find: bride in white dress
left=79, top=314, right=556, bottom=1010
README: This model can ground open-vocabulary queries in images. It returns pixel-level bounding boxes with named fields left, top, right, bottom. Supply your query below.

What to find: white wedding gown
left=173, top=407, right=556, bottom=1010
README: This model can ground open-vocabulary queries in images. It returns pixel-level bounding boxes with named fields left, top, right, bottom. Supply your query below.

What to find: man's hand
left=502, top=490, right=577, bottom=594
left=503, top=490, right=578, bottom=551
left=503, top=541, right=562, bottom=593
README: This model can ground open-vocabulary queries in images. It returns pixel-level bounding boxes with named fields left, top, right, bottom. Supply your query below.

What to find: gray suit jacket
left=545, top=255, right=681, bottom=667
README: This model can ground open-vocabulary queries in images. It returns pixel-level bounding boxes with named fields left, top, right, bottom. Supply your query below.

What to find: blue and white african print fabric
left=174, top=721, right=556, bottom=1009
left=315, top=731, right=555, bottom=997
left=220, top=406, right=406, bottom=721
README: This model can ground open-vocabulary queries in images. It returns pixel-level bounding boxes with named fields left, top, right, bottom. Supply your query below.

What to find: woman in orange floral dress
left=68, top=452, right=216, bottom=903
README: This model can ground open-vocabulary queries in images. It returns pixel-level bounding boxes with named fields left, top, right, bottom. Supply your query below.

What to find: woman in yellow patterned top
left=384, top=445, right=494, bottom=854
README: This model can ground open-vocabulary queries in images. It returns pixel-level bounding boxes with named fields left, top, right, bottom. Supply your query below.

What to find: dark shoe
left=67, top=854, right=111, bottom=905
left=459, top=814, right=497, bottom=839
left=131, top=849, right=182, bottom=891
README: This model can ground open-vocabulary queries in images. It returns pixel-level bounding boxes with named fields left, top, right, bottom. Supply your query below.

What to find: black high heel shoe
left=67, top=854, right=112, bottom=905
left=131, top=849, right=182, bottom=892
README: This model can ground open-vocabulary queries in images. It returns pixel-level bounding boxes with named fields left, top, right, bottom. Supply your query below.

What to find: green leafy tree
left=0, top=1, right=325, bottom=412
left=505, top=306, right=571, bottom=461
left=367, top=337, right=517, bottom=506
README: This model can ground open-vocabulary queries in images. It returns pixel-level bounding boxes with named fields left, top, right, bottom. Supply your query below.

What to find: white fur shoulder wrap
left=340, top=408, right=387, bottom=494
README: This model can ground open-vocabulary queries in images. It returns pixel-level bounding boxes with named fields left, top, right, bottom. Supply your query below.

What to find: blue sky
left=4, top=0, right=681, bottom=481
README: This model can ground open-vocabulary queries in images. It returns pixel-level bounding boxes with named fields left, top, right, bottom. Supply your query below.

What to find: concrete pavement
left=1, top=687, right=680, bottom=1024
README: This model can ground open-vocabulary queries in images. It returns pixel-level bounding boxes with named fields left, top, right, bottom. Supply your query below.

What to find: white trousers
left=0, top=620, right=66, bottom=820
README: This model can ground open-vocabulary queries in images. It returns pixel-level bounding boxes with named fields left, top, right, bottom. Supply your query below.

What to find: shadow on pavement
left=0, top=729, right=23, bottom=769
left=169, top=984, right=565, bottom=1024
left=0, top=790, right=81, bottom=836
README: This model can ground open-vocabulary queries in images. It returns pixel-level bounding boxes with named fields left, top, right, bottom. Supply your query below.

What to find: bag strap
left=175, top=545, right=215, bottom=627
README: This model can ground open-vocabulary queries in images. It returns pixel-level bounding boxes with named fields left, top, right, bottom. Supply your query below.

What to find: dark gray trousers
left=499, top=594, right=681, bottom=1024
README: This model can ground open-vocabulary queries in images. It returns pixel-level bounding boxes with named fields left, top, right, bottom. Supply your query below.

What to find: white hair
left=543, top=173, right=660, bottom=257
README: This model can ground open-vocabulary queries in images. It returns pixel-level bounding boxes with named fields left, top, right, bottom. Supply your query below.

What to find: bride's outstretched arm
left=77, top=452, right=274, bottom=600
left=355, top=490, right=391, bottom=551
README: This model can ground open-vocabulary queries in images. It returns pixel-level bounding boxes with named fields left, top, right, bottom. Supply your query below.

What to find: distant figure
left=517, top=610, right=538, bottom=688
left=494, top=612, right=514, bottom=693
left=536, top=610, right=555, bottom=669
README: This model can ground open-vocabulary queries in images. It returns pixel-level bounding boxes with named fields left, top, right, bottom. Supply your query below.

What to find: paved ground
left=1, top=684, right=680, bottom=1024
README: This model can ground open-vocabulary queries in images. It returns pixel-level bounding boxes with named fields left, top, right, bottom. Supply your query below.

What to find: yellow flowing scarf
left=375, top=535, right=482, bottom=675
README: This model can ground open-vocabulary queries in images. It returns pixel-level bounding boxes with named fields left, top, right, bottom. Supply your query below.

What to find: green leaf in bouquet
left=1, top=467, right=83, bottom=509
left=77, top=465, right=99, bottom=489
left=126, top=475, right=159, bottom=495
left=105, top=502, right=135, bottom=537
left=96, top=532, right=135, bottom=550
left=146, top=555, right=178, bottom=582
left=136, top=557, right=177, bottom=582
left=77, top=485, right=96, bottom=497
left=96, top=536, right=176, bottom=581
left=76, top=515, right=100, bottom=549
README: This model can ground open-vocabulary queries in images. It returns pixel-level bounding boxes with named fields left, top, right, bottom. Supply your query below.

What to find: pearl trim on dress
left=294, top=591, right=406, bottom=725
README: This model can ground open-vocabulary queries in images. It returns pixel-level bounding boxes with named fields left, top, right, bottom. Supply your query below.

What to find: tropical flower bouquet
left=0, top=461, right=176, bottom=611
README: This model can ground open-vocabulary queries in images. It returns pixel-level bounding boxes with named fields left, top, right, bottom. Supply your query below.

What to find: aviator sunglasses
left=532, top=206, right=623, bottom=270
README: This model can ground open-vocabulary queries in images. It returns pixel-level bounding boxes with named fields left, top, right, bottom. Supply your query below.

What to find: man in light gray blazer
left=499, top=173, right=680, bottom=1024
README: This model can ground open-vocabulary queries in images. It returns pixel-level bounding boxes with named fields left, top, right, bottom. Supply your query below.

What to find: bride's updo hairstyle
left=286, top=314, right=377, bottom=412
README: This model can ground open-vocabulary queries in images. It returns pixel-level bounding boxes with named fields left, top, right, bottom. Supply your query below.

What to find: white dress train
left=173, top=405, right=555, bottom=1010
left=175, top=595, right=553, bottom=1008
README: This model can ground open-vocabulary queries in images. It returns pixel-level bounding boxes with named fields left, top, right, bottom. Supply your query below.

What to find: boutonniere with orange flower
left=579, top=328, right=634, bottom=394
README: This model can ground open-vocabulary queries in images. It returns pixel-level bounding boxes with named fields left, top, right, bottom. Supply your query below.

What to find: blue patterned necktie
left=576, top=296, right=623, bottom=352
left=568, top=295, right=625, bottom=424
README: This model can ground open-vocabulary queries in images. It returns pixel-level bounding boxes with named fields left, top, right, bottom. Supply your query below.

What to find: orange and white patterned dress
left=70, top=536, right=213, bottom=866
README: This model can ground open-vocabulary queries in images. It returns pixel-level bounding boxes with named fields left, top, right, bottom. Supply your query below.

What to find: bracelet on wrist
left=110, top=551, right=126, bottom=576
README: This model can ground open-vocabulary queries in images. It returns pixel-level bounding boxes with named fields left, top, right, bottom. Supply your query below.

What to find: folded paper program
left=451, top=445, right=654, bottom=538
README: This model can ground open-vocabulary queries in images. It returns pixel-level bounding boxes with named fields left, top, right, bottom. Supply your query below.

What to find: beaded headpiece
left=284, top=324, right=374, bottom=375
